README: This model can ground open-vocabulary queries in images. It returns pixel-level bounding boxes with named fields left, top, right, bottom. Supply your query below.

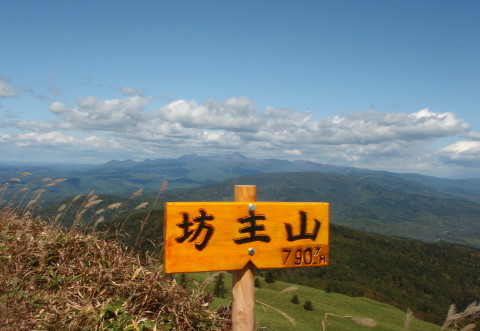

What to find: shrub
left=291, top=294, right=300, bottom=304
left=265, top=271, right=276, bottom=283
left=254, top=277, right=261, bottom=288
left=304, top=300, right=314, bottom=311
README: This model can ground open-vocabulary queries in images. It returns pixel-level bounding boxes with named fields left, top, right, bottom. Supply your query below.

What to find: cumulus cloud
left=49, top=96, right=148, bottom=130
left=15, top=132, right=76, bottom=146
left=38, top=95, right=471, bottom=156
left=437, top=141, right=480, bottom=166
left=0, top=79, right=19, bottom=98
left=20, top=95, right=471, bottom=170
left=0, top=133, right=11, bottom=142
left=0, top=131, right=130, bottom=163
left=13, top=120, right=54, bottom=132
left=2, top=131, right=122, bottom=153
left=3, top=85, right=478, bottom=176
left=466, top=131, right=480, bottom=140
left=246, top=108, right=470, bottom=146
left=159, top=96, right=262, bottom=131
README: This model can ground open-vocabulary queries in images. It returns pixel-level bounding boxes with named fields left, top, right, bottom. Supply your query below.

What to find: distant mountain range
left=2, top=153, right=480, bottom=248
left=2, top=152, right=480, bottom=201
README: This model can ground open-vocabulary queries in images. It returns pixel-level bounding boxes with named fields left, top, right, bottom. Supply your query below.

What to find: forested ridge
left=274, top=224, right=480, bottom=324
left=106, top=210, right=480, bottom=326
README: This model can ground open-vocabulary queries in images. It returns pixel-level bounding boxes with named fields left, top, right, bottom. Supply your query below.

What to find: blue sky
left=1, top=0, right=479, bottom=178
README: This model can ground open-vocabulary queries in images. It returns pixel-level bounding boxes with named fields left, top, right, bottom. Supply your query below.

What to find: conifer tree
left=213, top=273, right=227, bottom=298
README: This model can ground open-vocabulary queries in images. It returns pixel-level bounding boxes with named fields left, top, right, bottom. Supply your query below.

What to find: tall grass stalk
left=322, top=313, right=376, bottom=330
left=441, top=302, right=480, bottom=330
left=404, top=308, right=414, bottom=331
left=256, top=299, right=296, bottom=326
left=54, top=194, right=82, bottom=226
left=109, top=189, right=144, bottom=238
left=134, top=181, right=167, bottom=249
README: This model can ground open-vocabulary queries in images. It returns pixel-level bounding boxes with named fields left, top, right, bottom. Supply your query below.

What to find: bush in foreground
left=0, top=209, right=227, bottom=330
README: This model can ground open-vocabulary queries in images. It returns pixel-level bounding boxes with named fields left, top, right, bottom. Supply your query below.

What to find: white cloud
left=0, top=79, right=19, bottom=98
left=247, top=108, right=470, bottom=146
left=283, top=149, right=302, bottom=156
left=15, top=132, right=76, bottom=146
left=49, top=96, right=148, bottom=130
left=437, top=141, right=480, bottom=166
left=13, top=120, right=54, bottom=132
left=82, top=135, right=122, bottom=150
left=0, top=133, right=11, bottom=142
left=2, top=85, right=478, bottom=176
left=5, top=131, right=122, bottom=154
left=466, top=131, right=480, bottom=140
left=39, top=96, right=472, bottom=159
left=159, top=96, right=262, bottom=131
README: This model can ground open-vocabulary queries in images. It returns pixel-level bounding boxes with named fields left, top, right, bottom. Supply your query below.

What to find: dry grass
left=440, top=302, right=480, bottom=331
left=321, top=313, right=376, bottom=330
left=0, top=209, right=228, bottom=330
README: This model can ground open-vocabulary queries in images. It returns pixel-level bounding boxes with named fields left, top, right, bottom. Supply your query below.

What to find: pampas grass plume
left=107, top=202, right=122, bottom=210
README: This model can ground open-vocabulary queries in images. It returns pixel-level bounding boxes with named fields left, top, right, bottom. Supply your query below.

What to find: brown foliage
left=0, top=209, right=227, bottom=330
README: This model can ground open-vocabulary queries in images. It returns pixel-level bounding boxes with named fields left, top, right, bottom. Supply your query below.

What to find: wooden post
left=232, top=185, right=256, bottom=331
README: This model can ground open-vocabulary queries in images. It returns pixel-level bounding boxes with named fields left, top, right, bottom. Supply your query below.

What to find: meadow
left=186, top=271, right=442, bottom=331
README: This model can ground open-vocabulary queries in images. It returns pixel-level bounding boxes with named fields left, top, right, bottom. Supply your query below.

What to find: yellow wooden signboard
left=164, top=202, right=329, bottom=273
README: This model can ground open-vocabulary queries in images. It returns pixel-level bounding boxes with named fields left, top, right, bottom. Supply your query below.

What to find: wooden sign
left=164, top=202, right=329, bottom=273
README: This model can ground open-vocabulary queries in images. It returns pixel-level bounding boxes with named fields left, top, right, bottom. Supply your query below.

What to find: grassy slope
left=99, top=206, right=480, bottom=326
left=1, top=207, right=477, bottom=330
left=275, top=224, right=480, bottom=325
left=187, top=272, right=439, bottom=331
left=0, top=210, right=225, bottom=330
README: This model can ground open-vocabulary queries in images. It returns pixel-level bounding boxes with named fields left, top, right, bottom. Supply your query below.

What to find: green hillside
left=155, top=172, right=480, bottom=248
left=275, top=224, right=480, bottom=325
left=102, top=207, right=480, bottom=327
left=2, top=208, right=453, bottom=331
left=189, top=272, right=441, bottom=331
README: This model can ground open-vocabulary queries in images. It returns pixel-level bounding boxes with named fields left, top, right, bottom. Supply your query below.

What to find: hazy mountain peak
left=102, top=159, right=137, bottom=168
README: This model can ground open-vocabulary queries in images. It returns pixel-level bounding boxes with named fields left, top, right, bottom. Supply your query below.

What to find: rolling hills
left=85, top=202, right=480, bottom=327
left=4, top=155, right=480, bottom=248
left=3, top=161, right=480, bottom=328
left=2, top=153, right=480, bottom=203
left=145, top=171, right=480, bottom=248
